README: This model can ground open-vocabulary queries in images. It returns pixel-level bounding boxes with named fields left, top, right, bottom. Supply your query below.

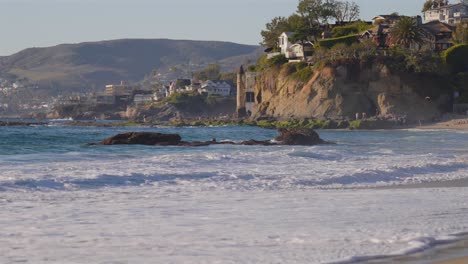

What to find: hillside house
left=361, top=15, right=453, bottom=51
left=168, top=79, right=191, bottom=95
left=105, top=81, right=133, bottom=96
left=421, top=21, right=455, bottom=51
left=424, top=0, right=468, bottom=24
left=200, top=80, right=232, bottom=96
left=276, top=32, right=314, bottom=62
left=133, top=94, right=154, bottom=106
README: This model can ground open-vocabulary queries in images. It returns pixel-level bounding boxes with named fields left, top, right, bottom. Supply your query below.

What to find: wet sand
left=433, top=256, right=468, bottom=264
left=361, top=239, right=468, bottom=264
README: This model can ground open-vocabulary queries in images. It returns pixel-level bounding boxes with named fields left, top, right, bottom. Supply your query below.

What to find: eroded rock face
left=252, top=63, right=451, bottom=122
left=275, top=128, right=324, bottom=145
left=99, top=132, right=182, bottom=146
left=96, top=129, right=325, bottom=147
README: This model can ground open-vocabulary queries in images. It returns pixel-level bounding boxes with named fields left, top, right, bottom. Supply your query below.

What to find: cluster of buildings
left=57, top=78, right=235, bottom=109
left=424, top=0, right=468, bottom=24
left=0, top=78, right=37, bottom=96
left=273, top=0, right=467, bottom=62
left=166, top=79, right=235, bottom=97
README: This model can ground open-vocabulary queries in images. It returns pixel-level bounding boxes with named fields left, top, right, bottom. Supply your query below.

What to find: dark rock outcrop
left=99, top=132, right=182, bottom=146
left=275, top=128, right=324, bottom=145
left=0, top=121, right=43, bottom=126
left=95, top=128, right=326, bottom=147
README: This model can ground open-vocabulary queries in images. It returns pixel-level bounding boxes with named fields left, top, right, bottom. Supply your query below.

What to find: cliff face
left=252, top=63, right=451, bottom=122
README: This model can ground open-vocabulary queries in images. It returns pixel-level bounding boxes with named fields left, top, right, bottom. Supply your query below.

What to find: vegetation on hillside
left=388, top=17, right=425, bottom=49
left=452, top=21, right=468, bottom=44
left=261, top=0, right=362, bottom=48
left=331, top=21, right=373, bottom=38
left=192, top=64, right=237, bottom=83
left=443, top=44, right=468, bottom=73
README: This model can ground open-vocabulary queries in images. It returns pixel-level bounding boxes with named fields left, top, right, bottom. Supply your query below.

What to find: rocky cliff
left=252, top=62, right=452, bottom=122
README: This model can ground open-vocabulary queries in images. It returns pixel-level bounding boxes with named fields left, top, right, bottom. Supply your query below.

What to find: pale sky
left=0, top=0, right=424, bottom=56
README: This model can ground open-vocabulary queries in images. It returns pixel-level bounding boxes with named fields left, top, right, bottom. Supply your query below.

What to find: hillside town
left=0, top=0, right=466, bottom=121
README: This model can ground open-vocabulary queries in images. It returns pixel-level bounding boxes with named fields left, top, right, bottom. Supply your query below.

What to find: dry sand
left=415, top=115, right=468, bottom=130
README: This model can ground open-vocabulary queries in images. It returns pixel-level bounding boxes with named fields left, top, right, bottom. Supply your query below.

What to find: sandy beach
left=416, top=115, right=468, bottom=131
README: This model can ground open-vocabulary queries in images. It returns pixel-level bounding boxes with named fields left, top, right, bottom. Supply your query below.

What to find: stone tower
left=236, top=65, right=247, bottom=118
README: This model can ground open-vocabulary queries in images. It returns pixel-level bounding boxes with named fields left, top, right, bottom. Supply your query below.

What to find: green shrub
left=269, top=54, right=288, bottom=65
left=291, top=67, right=314, bottom=82
left=295, top=61, right=308, bottom=71
left=256, top=120, right=276, bottom=129
left=163, top=92, right=195, bottom=105
left=204, top=94, right=220, bottom=105
left=256, top=54, right=288, bottom=71
left=331, top=22, right=373, bottom=38
left=443, top=44, right=468, bottom=73
left=317, top=34, right=359, bottom=49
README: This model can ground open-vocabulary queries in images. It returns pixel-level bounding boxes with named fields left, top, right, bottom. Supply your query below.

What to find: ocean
left=1, top=124, right=468, bottom=263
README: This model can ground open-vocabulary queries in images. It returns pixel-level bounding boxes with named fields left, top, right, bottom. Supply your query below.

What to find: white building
left=105, top=81, right=133, bottom=96
left=133, top=94, right=153, bottom=106
left=424, top=0, right=468, bottom=24
left=276, top=32, right=314, bottom=61
left=200, top=80, right=232, bottom=96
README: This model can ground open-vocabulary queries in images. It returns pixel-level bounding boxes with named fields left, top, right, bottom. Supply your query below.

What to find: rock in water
left=275, top=128, right=323, bottom=146
left=95, top=129, right=325, bottom=147
left=99, top=132, right=182, bottom=146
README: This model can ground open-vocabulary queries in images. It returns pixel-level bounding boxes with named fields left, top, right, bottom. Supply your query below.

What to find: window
left=246, top=92, right=255, bottom=103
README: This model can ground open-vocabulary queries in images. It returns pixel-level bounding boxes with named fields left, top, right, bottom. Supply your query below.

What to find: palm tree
left=388, top=17, right=425, bottom=49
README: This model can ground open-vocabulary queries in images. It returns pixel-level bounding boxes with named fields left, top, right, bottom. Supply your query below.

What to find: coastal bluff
left=250, top=62, right=452, bottom=122
left=92, top=128, right=326, bottom=147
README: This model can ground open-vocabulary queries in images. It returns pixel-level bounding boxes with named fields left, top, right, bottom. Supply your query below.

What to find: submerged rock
left=99, top=132, right=182, bottom=146
left=96, top=128, right=326, bottom=147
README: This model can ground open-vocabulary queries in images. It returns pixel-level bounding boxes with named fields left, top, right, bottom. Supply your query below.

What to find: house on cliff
left=424, top=0, right=468, bottom=25
left=276, top=32, right=314, bottom=62
left=361, top=14, right=454, bottom=51
left=200, top=80, right=232, bottom=97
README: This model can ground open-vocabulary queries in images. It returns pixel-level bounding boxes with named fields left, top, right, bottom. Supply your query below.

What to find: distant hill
left=0, top=39, right=262, bottom=95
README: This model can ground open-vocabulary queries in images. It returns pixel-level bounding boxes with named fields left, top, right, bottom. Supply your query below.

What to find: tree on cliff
left=193, top=64, right=221, bottom=81
left=260, top=16, right=292, bottom=48
left=388, top=17, right=425, bottom=49
left=333, top=1, right=360, bottom=23
left=452, top=21, right=468, bottom=44
left=297, top=0, right=336, bottom=27
left=422, top=0, right=434, bottom=12
left=260, top=0, right=362, bottom=47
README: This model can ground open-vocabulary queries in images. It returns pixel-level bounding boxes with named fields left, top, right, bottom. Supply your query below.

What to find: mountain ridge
left=0, top=38, right=262, bottom=95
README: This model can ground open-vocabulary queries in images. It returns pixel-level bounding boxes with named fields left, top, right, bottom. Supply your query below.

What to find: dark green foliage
left=422, top=0, right=433, bottom=12
left=163, top=92, right=201, bottom=105
left=443, top=44, right=468, bottom=73
left=205, top=95, right=220, bottom=105
left=452, top=22, right=468, bottom=44
left=388, top=17, right=425, bottom=49
left=404, top=49, right=445, bottom=73
left=260, top=16, right=292, bottom=48
left=317, top=35, right=359, bottom=48
left=247, top=65, right=257, bottom=72
left=295, top=61, right=309, bottom=71
left=193, top=64, right=221, bottom=81
left=256, top=54, right=288, bottom=71
left=291, top=67, right=314, bottom=82
left=331, top=22, right=372, bottom=38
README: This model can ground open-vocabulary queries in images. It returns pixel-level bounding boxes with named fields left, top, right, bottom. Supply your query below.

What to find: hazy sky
left=0, top=0, right=423, bottom=56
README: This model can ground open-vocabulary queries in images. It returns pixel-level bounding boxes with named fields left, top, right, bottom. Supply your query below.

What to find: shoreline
left=4, top=114, right=468, bottom=131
